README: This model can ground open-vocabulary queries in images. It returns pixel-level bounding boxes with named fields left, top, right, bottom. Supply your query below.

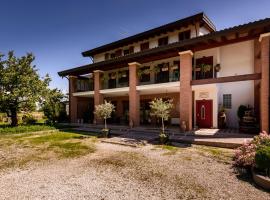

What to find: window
left=123, top=46, right=134, bottom=55
left=129, top=46, right=134, bottom=54
left=201, top=105, right=206, bottom=119
left=223, top=94, right=232, bottom=109
left=118, top=70, right=129, bottom=85
left=123, top=49, right=129, bottom=56
left=110, top=53, right=116, bottom=59
left=179, top=30, right=191, bottom=41
left=172, top=61, right=180, bottom=81
left=115, top=49, right=122, bottom=57
left=105, top=53, right=110, bottom=60
left=139, top=66, right=151, bottom=82
left=158, top=36, right=168, bottom=46
left=155, top=63, right=169, bottom=83
left=140, top=42, right=149, bottom=51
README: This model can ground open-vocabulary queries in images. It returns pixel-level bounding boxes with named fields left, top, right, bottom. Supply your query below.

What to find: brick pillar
left=259, top=34, right=270, bottom=132
left=254, top=39, right=261, bottom=121
left=128, top=62, right=140, bottom=127
left=179, top=50, right=193, bottom=131
left=69, top=76, right=78, bottom=123
left=94, top=70, right=104, bottom=124
left=116, top=100, right=123, bottom=118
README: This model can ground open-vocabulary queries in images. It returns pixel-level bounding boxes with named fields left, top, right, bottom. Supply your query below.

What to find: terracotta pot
left=181, top=121, right=187, bottom=132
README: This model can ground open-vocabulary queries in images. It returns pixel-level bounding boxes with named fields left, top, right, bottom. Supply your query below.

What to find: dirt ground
left=0, top=139, right=269, bottom=200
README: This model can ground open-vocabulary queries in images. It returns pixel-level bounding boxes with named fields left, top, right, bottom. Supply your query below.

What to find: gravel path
left=0, top=142, right=269, bottom=200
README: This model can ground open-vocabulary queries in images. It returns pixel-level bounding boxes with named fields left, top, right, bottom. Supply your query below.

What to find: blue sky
left=1, top=0, right=270, bottom=93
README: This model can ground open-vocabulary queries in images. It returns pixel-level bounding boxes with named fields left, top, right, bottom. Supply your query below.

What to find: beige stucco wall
left=219, top=40, right=254, bottom=77
left=194, top=40, right=254, bottom=77
left=217, top=80, right=254, bottom=128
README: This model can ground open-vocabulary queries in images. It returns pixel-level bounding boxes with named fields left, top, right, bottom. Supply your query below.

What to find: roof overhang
left=58, top=17, right=270, bottom=77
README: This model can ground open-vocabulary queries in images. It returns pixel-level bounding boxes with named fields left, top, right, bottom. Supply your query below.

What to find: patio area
left=65, top=123, right=255, bottom=149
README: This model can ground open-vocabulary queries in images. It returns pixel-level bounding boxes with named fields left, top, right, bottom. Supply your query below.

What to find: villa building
left=58, top=12, right=270, bottom=132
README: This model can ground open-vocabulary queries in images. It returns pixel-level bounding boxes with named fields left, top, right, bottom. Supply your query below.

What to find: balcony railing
left=76, top=79, right=94, bottom=92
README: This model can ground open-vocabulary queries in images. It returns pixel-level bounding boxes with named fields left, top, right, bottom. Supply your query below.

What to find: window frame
left=158, top=36, right=168, bottom=47
left=223, top=94, right=232, bottom=109
left=179, top=30, right=191, bottom=41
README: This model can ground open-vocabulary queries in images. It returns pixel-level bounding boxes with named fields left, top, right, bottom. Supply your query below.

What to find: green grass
left=49, top=141, right=95, bottom=158
left=28, top=132, right=85, bottom=144
left=195, top=146, right=234, bottom=164
left=0, top=123, right=78, bottom=135
left=0, top=130, right=97, bottom=170
left=153, top=145, right=179, bottom=156
left=0, top=125, right=56, bottom=135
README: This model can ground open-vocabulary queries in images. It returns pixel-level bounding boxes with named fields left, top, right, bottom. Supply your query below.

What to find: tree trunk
left=11, top=108, right=18, bottom=126
left=161, top=117, right=164, bottom=133
left=104, top=118, right=107, bottom=129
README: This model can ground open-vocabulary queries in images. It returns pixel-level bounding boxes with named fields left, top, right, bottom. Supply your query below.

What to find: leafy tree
left=149, top=98, right=173, bottom=133
left=0, top=51, right=50, bottom=126
left=42, top=88, right=67, bottom=124
left=94, top=100, right=115, bottom=129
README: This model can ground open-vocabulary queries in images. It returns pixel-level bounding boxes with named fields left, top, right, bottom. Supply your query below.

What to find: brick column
left=254, top=39, right=261, bottom=121
left=259, top=33, right=270, bottom=132
left=128, top=62, right=140, bottom=127
left=69, top=76, right=78, bottom=123
left=93, top=70, right=104, bottom=124
left=179, top=50, right=193, bottom=131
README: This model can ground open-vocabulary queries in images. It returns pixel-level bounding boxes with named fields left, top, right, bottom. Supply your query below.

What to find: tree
left=42, top=88, right=67, bottom=124
left=94, top=100, right=115, bottom=129
left=149, top=98, right=173, bottom=133
left=0, top=51, right=50, bottom=126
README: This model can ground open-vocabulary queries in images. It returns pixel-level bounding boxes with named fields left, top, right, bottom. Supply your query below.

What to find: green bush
left=237, top=105, right=248, bottom=119
left=255, top=146, right=270, bottom=176
left=22, top=114, right=37, bottom=125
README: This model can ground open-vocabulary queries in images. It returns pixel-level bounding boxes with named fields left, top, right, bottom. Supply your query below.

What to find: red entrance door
left=196, top=100, right=213, bottom=128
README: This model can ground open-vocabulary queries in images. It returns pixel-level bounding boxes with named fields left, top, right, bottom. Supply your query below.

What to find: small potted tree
left=94, top=100, right=115, bottom=138
left=149, top=98, right=173, bottom=144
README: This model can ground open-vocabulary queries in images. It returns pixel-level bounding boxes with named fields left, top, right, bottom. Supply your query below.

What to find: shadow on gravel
left=234, top=168, right=269, bottom=192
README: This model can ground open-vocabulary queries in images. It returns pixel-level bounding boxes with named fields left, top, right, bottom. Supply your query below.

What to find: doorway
left=196, top=100, right=213, bottom=128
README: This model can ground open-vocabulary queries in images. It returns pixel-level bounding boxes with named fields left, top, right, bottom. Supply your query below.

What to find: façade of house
left=58, top=12, right=270, bottom=132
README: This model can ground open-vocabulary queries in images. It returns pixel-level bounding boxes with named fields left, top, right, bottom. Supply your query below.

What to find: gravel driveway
left=0, top=142, right=269, bottom=200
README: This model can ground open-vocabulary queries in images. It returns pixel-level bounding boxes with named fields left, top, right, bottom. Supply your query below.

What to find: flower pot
left=252, top=168, right=270, bottom=191
left=215, top=64, right=221, bottom=72
left=181, top=121, right=187, bottom=132
left=100, top=128, right=111, bottom=138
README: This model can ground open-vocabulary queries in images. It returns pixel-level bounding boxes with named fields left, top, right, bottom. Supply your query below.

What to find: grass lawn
left=0, top=130, right=97, bottom=170
left=0, top=123, right=77, bottom=135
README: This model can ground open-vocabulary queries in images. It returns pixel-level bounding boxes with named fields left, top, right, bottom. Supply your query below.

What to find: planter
left=159, top=132, right=169, bottom=144
left=215, top=64, right=221, bottom=72
left=100, top=128, right=111, bottom=138
left=252, top=168, right=270, bottom=191
left=180, top=121, right=187, bottom=132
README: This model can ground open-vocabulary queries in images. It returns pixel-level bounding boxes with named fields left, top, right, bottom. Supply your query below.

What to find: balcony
left=102, top=70, right=129, bottom=89
left=76, top=78, right=94, bottom=92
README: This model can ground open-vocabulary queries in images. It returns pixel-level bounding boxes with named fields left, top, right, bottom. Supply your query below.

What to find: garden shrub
left=255, top=146, right=270, bottom=176
left=237, top=105, right=248, bottom=120
left=233, top=131, right=270, bottom=168
left=22, top=114, right=37, bottom=125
